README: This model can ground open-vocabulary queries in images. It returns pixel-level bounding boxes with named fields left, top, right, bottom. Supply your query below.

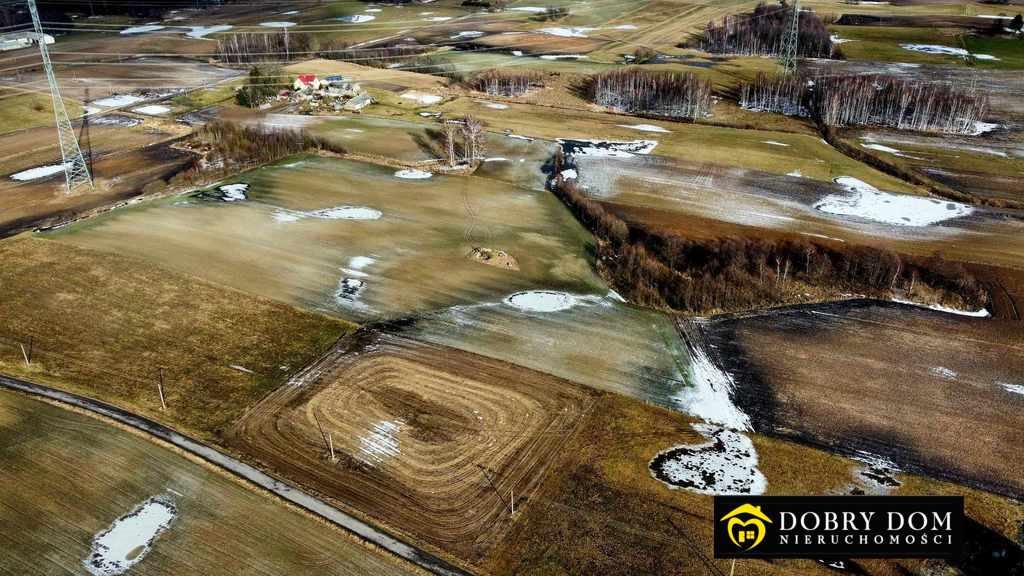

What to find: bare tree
left=462, top=116, right=485, bottom=163
left=442, top=120, right=459, bottom=167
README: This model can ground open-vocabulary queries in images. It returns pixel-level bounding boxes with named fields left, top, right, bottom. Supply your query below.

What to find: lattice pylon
left=27, top=0, right=92, bottom=193
left=779, top=0, right=801, bottom=75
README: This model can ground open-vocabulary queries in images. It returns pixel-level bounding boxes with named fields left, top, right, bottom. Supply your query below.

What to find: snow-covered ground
left=358, top=420, right=403, bottom=465
left=10, top=163, right=68, bottom=181
left=650, top=424, right=766, bottom=495
left=121, top=24, right=164, bottom=35
left=217, top=183, right=248, bottom=202
left=814, top=177, right=973, bottom=227
left=399, top=91, right=443, bottom=105
left=185, top=24, right=232, bottom=38
left=504, top=290, right=579, bottom=312
left=131, top=104, right=170, bottom=115
left=539, top=27, right=595, bottom=38
left=559, top=139, right=658, bottom=158
left=892, top=298, right=990, bottom=317
left=617, top=124, right=671, bottom=133
left=337, top=14, right=375, bottom=23
left=394, top=169, right=433, bottom=179
left=673, top=336, right=750, bottom=431
left=92, top=94, right=144, bottom=108
left=274, top=205, right=382, bottom=222
left=84, top=496, right=176, bottom=576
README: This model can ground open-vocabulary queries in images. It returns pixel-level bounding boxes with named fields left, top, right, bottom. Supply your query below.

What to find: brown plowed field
left=227, top=333, right=594, bottom=566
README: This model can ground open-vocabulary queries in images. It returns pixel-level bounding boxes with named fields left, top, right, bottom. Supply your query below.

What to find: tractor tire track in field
left=0, top=373, right=469, bottom=576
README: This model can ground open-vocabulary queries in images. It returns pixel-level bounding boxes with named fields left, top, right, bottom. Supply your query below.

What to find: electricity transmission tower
left=779, top=0, right=800, bottom=74
left=27, top=0, right=92, bottom=193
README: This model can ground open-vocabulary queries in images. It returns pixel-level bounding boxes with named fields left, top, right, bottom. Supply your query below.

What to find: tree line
left=739, top=72, right=991, bottom=135
left=466, top=69, right=545, bottom=97
left=549, top=150, right=987, bottom=314
left=583, top=68, right=713, bottom=120
left=698, top=2, right=838, bottom=59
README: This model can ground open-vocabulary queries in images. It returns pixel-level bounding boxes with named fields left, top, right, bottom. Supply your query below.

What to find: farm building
left=293, top=74, right=321, bottom=91
left=342, top=93, right=374, bottom=112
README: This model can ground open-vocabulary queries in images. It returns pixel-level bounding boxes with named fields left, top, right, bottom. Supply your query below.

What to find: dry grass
left=0, top=237, right=354, bottom=439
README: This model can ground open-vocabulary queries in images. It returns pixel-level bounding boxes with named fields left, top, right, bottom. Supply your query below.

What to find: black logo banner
left=714, top=496, right=963, bottom=559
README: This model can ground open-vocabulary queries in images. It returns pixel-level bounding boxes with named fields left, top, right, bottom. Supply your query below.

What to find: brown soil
left=226, top=332, right=594, bottom=568
left=469, top=246, right=520, bottom=271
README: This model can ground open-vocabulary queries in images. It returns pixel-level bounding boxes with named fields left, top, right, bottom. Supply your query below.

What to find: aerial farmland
left=0, top=0, right=1022, bottom=575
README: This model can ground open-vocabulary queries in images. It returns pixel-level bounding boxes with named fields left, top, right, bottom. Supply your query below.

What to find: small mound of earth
left=470, top=247, right=519, bottom=271
left=504, top=290, right=577, bottom=312
left=649, top=423, right=766, bottom=495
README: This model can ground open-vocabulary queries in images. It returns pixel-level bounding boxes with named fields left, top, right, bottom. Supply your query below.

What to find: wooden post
left=327, top=431, right=336, bottom=462
left=157, top=368, right=167, bottom=411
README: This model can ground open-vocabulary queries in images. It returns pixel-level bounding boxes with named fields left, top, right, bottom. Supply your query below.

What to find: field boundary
left=0, top=373, right=470, bottom=576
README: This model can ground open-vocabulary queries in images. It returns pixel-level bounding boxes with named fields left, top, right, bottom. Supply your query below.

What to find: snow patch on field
left=539, top=27, right=595, bottom=38
left=92, top=94, right=144, bottom=107
left=337, top=14, right=375, bottom=23
left=931, top=366, right=958, bottom=380
left=901, top=44, right=969, bottom=58
left=131, top=104, right=171, bottom=115
left=762, top=140, right=789, bottom=147
left=509, top=6, right=546, bottom=12
left=830, top=34, right=853, bottom=44
left=451, top=30, right=484, bottom=39
left=999, top=383, right=1024, bottom=396
left=217, top=183, right=248, bottom=202
left=505, top=290, right=578, bottom=312
left=84, top=496, right=176, bottom=576
left=674, top=339, right=750, bottom=431
left=861, top=142, right=922, bottom=159
left=617, top=123, right=671, bottom=133
left=973, top=54, right=999, bottom=61
left=539, top=54, right=586, bottom=60
left=274, top=205, right=382, bottom=222
left=612, top=24, right=638, bottom=30
left=892, top=298, right=990, bottom=317
left=815, top=177, right=973, bottom=227
left=399, top=91, right=442, bottom=105
left=852, top=452, right=902, bottom=491
left=395, top=169, right=433, bottom=179
left=559, top=168, right=578, bottom=180
left=423, top=16, right=453, bottom=22
left=121, top=24, right=164, bottom=35
left=358, top=420, right=403, bottom=465
left=559, top=139, right=657, bottom=157
left=787, top=170, right=802, bottom=177
left=650, top=424, right=766, bottom=495
left=10, top=163, right=68, bottom=181
left=260, top=21, right=296, bottom=28
left=970, top=121, right=999, bottom=135
left=185, top=24, right=232, bottom=38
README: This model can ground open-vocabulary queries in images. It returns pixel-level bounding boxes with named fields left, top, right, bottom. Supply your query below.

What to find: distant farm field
left=0, top=237, right=352, bottom=439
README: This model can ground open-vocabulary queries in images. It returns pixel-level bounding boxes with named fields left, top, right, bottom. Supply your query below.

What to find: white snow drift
left=399, top=91, right=443, bottom=105
left=394, top=169, right=433, bottom=179
left=131, top=104, right=170, bottom=115
left=814, top=177, right=973, bottom=227
left=10, top=163, right=68, bottom=181
left=217, top=183, right=249, bottom=202
left=617, top=123, right=671, bottom=133
left=274, top=205, right=382, bottom=222
left=504, top=290, right=579, bottom=313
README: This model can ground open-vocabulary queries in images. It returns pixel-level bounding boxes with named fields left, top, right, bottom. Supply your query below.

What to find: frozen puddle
left=337, top=14, right=375, bottom=23
left=650, top=424, right=766, bottom=495
left=131, top=104, right=170, bottom=116
left=92, top=94, right=144, bottom=108
left=504, top=290, right=578, bottom=313
left=10, top=163, right=68, bottom=181
left=558, top=139, right=657, bottom=158
left=358, top=420, right=403, bottom=465
left=274, top=205, right=382, bottom=222
left=394, top=169, right=432, bottom=179
left=617, top=124, right=671, bottom=133
left=814, top=177, right=973, bottom=227
left=84, top=496, right=176, bottom=576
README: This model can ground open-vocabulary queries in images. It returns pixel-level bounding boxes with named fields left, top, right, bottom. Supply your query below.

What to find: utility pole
left=779, top=0, right=800, bottom=74
left=27, top=0, right=92, bottom=194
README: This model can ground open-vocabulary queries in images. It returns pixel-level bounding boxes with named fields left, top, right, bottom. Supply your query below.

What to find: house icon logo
left=720, top=503, right=773, bottom=551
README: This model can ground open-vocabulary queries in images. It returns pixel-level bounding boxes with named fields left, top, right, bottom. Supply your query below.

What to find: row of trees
left=466, top=69, right=545, bottom=97
left=584, top=68, right=713, bottom=120
left=195, top=122, right=339, bottom=168
left=548, top=151, right=987, bottom=313
left=441, top=116, right=486, bottom=166
left=739, top=72, right=991, bottom=135
left=216, top=32, right=316, bottom=64
left=699, top=2, right=837, bottom=59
